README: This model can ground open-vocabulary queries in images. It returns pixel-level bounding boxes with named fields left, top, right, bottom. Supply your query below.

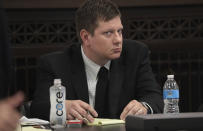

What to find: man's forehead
left=96, top=16, right=123, bottom=29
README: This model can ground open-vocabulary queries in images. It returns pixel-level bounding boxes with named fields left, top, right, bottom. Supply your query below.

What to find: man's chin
left=109, top=54, right=121, bottom=60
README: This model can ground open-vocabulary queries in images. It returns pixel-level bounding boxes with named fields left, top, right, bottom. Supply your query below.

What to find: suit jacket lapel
left=108, top=58, right=125, bottom=118
left=70, top=45, right=89, bottom=104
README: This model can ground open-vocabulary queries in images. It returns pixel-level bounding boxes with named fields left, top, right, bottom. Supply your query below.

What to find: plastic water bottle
left=163, top=75, right=179, bottom=113
left=50, top=79, right=67, bottom=128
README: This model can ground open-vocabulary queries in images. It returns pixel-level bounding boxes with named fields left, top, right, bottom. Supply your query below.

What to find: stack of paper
left=87, top=118, right=125, bottom=126
left=19, top=116, right=51, bottom=131
left=20, top=116, right=49, bottom=125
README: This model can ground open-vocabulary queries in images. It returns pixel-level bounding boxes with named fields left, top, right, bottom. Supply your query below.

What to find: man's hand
left=0, top=92, right=24, bottom=131
left=65, top=100, right=98, bottom=123
left=120, top=100, right=147, bottom=120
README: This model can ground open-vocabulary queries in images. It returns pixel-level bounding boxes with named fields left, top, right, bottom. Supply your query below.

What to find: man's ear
left=80, top=29, right=90, bottom=46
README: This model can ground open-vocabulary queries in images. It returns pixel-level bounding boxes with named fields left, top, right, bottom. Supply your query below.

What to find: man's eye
left=104, top=31, right=112, bottom=36
left=118, top=29, right=123, bottom=34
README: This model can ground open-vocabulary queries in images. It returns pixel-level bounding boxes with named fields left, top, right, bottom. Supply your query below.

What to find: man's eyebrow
left=102, top=29, right=114, bottom=32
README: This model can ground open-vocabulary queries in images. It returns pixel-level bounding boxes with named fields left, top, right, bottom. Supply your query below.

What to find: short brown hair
left=75, top=0, right=121, bottom=42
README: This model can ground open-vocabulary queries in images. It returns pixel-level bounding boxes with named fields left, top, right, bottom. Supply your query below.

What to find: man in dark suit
left=31, top=0, right=163, bottom=122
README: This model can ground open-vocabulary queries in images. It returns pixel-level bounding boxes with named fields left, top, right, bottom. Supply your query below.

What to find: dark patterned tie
left=95, top=66, right=109, bottom=118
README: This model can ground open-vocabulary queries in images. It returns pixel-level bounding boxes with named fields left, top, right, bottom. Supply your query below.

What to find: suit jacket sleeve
left=134, top=43, right=163, bottom=113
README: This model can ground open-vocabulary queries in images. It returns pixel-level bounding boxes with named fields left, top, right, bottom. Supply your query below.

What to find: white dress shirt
left=81, top=46, right=110, bottom=108
left=81, top=46, right=153, bottom=114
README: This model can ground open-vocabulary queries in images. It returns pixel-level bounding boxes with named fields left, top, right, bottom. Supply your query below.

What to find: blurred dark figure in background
left=0, top=0, right=11, bottom=99
left=0, top=1, right=24, bottom=131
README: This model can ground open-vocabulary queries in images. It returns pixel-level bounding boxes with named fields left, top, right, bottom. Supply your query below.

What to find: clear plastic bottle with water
left=50, top=79, right=66, bottom=128
left=163, top=75, right=179, bottom=113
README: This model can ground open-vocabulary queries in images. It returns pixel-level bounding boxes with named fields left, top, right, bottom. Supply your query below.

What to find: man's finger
left=67, top=114, right=74, bottom=120
left=120, top=100, right=136, bottom=120
left=126, top=103, right=147, bottom=116
left=70, top=109, right=83, bottom=120
left=135, top=108, right=143, bottom=115
left=80, top=101, right=98, bottom=117
left=73, top=101, right=96, bottom=123
left=73, top=103, right=89, bottom=118
left=85, top=112, right=95, bottom=123
left=126, top=105, right=139, bottom=116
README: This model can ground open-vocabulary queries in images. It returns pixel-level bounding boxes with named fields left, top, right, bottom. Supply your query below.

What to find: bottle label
left=163, top=89, right=179, bottom=99
left=55, top=91, right=64, bottom=116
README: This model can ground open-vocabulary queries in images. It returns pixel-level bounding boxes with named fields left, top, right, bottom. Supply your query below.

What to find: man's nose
left=113, top=32, right=122, bottom=44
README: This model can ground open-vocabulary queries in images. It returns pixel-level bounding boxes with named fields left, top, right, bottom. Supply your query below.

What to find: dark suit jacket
left=30, top=39, right=163, bottom=120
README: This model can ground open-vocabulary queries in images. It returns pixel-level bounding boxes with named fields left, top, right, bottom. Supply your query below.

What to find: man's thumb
left=6, top=92, right=24, bottom=107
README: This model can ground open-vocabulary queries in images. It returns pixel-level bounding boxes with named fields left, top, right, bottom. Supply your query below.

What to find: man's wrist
left=140, top=102, right=153, bottom=114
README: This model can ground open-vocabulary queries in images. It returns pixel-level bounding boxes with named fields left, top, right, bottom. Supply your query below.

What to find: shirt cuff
left=140, top=102, right=153, bottom=114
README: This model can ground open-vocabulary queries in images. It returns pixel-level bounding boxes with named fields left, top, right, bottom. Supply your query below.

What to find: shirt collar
left=81, top=46, right=110, bottom=77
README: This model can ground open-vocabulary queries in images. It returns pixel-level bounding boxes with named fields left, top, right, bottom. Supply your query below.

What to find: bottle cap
left=167, top=75, right=174, bottom=79
left=54, top=79, right=61, bottom=84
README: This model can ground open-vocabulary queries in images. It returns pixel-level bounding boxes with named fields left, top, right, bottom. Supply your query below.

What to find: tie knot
left=97, top=66, right=108, bottom=79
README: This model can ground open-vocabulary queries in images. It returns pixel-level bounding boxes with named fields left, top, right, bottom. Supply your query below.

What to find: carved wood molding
left=7, top=6, right=203, bottom=52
